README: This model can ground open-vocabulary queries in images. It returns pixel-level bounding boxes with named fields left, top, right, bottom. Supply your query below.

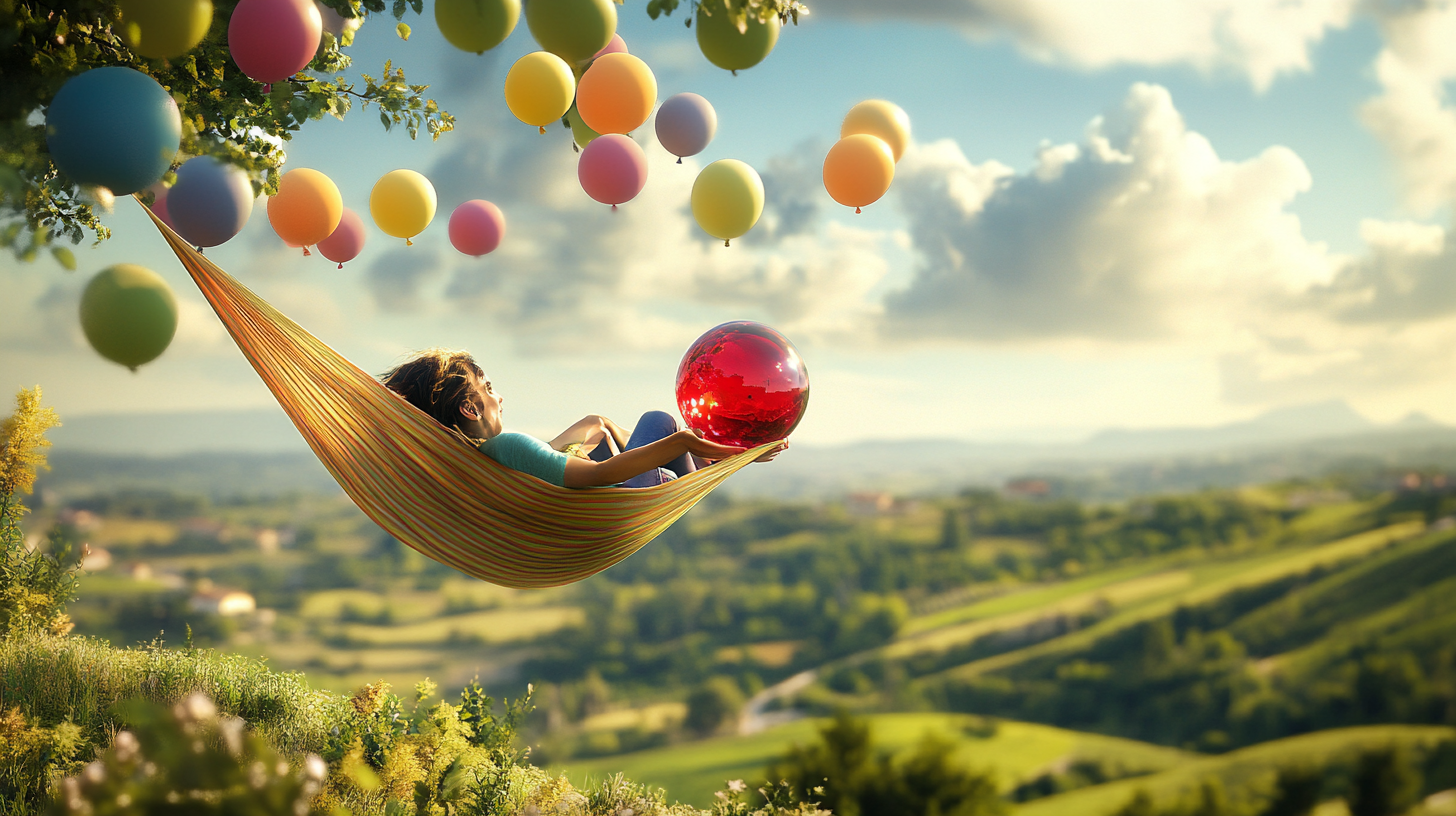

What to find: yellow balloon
left=691, top=159, right=764, bottom=247
left=370, top=169, right=437, bottom=244
left=841, top=99, right=911, bottom=163
left=504, top=51, right=576, bottom=133
left=822, top=134, right=894, bottom=213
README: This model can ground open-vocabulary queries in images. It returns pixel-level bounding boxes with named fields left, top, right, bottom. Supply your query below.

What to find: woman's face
left=462, top=372, right=504, bottom=438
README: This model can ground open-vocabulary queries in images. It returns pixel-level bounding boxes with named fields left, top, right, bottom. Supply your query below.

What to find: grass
left=559, top=713, right=1196, bottom=809
left=0, top=633, right=347, bottom=755
left=333, top=605, right=584, bottom=646
left=1012, top=725, right=1456, bottom=816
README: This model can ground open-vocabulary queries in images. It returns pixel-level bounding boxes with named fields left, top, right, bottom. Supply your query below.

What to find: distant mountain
left=1081, top=399, right=1375, bottom=457
left=49, top=409, right=309, bottom=455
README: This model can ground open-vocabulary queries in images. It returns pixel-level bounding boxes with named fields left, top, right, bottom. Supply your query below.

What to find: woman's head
left=381, top=348, right=501, bottom=439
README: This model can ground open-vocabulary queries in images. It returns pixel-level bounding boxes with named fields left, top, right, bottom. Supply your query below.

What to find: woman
left=382, top=349, right=787, bottom=488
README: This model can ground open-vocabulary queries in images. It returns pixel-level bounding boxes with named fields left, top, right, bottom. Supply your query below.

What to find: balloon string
left=302, top=246, right=311, bottom=256
left=539, top=126, right=546, bottom=134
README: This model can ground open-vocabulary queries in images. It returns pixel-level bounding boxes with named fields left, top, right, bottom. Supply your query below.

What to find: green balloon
left=695, top=0, right=780, bottom=73
left=566, top=103, right=600, bottom=149
left=118, top=0, right=214, bottom=59
left=436, top=0, right=520, bottom=54
left=525, top=0, right=616, bottom=64
left=80, top=264, right=179, bottom=372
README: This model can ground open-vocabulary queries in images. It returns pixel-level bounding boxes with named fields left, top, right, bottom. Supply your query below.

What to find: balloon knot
left=611, top=204, right=618, bottom=212
left=196, top=246, right=204, bottom=254
left=263, top=83, right=272, bottom=93
left=677, top=157, right=683, bottom=164
left=128, top=366, right=138, bottom=374
left=539, top=126, right=547, bottom=135
left=855, top=206, right=862, bottom=214
left=337, top=263, right=344, bottom=269
left=406, top=238, right=414, bottom=246
left=302, top=246, right=311, bottom=256
left=732, top=70, right=738, bottom=76
left=724, top=239, right=731, bottom=248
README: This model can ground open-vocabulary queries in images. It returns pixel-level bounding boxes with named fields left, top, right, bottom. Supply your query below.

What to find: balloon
left=167, top=156, right=255, bottom=248
left=675, top=321, right=809, bottom=448
left=695, top=0, right=779, bottom=73
left=436, top=0, right=519, bottom=54
left=145, top=181, right=175, bottom=229
left=655, top=92, right=717, bottom=163
left=318, top=207, right=366, bottom=267
left=228, top=0, right=323, bottom=86
left=822, top=134, right=894, bottom=213
left=119, top=0, right=213, bottom=59
left=566, top=103, right=600, bottom=150
left=45, top=68, right=181, bottom=196
left=449, top=200, right=506, bottom=256
left=267, top=167, right=342, bottom=250
left=576, top=53, right=657, bottom=135
left=577, top=134, right=647, bottom=209
left=841, top=100, right=911, bottom=163
left=691, top=159, right=763, bottom=247
left=504, top=51, right=575, bottom=133
left=370, top=169, right=437, bottom=244
left=315, top=0, right=361, bottom=39
left=594, top=32, right=627, bottom=59
left=80, top=264, right=179, bottom=372
left=525, top=0, right=616, bottom=64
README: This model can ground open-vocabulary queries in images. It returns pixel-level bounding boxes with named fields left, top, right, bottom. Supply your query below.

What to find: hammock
left=142, top=203, right=768, bottom=589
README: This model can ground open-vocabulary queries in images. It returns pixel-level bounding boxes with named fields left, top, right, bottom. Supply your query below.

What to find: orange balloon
left=822, top=134, right=895, bottom=213
left=576, top=52, right=657, bottom=135
left=267, top=167, right=342, bottom=248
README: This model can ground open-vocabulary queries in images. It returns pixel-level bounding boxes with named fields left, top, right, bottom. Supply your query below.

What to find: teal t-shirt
left=478, top=432, right=570, bottom=487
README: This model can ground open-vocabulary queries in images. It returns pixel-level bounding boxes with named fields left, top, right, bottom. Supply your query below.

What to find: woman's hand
left=672, top=428, right=747, bottom=460
left=753, top=440, right=789, bottom=462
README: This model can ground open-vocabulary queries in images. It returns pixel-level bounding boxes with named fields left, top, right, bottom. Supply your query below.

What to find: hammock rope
left=141, top=202, right=768, bottom=588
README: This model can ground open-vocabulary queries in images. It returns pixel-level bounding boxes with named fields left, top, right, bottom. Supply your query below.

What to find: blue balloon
left=167, top=156, right=256, bottom=247
left=46, top=67, right=181, bottom=196
left=655, top=92, right=717, bottom=163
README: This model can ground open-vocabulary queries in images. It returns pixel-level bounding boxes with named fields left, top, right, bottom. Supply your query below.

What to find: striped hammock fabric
left=143, top=203, right=769, bottom=588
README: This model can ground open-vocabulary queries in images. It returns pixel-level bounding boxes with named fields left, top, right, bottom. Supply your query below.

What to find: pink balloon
left=229, top=0, right=323, bottom=86
left=317, top=207, right=366, bottom=267
left=577, top=134, right=648, bottom=209
left=146, top=181, right=174, bottom=229
left=449, top=200, right=506, bottom=257
left=594, top=33, right=627, bottom=59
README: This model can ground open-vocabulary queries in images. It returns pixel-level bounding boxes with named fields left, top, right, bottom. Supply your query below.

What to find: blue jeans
left=589, top=410, right=697, bottom=488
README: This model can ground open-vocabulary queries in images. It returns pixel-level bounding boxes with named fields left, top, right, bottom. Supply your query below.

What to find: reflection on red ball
left=675, top=321, right=810, bottom=448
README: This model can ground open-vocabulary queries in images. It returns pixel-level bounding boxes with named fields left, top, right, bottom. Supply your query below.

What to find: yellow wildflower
left=0, top=387, right=61, bottom=500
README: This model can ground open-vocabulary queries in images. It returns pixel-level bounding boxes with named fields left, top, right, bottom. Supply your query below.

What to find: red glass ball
left=675, top=321, right=810, bottom=448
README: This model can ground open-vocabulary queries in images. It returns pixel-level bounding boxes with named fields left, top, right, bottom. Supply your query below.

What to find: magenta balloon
left=594, top=33, right=627, bottom=59
left=655, top=92, right=717, bottom=161
left=146, top=181, right=174, bottom=229
left=229, top=0, right=323, bottom=85
left=317, top=207, right=366, bottom=267
left=577, top=134, right=648, bottom=208
left=449, top=200, right=506, bottom=256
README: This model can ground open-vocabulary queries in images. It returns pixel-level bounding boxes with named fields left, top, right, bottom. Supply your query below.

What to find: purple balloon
left=318, top=207, right=366, bottom=268
left=449, top=200, right=506, bottom=257
left=577, top=134, right=648, bottom=209
left=229, top=0, right=323, bottom=86
left=167, top=156, right=255, bottom=248
left=655, top=93, right=717, bottom=163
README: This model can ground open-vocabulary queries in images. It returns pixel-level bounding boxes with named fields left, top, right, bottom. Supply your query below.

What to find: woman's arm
left=562, top=430, right=787, bottom=488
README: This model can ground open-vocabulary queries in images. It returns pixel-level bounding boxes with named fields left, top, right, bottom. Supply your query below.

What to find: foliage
left=685, top=677, right=745, bottom=737
left=47, top=693, right=329, bottom=816
left=0, top=0, right=453, bottom=260
left=1347, top=747, right=1421, bottom=816
left=0, top=706, right=83, bottom=813
left=768, top=711, right=1005, bottom=816
left=645, top=0, right=809, bottom=29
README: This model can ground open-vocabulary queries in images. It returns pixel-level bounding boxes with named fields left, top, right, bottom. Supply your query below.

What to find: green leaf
left=49, top=247, right=75, bottom=271
left=396, top=22, right=411, bottom=40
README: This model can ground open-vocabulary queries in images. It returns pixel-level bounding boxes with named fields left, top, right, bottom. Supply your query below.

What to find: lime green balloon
left=692, top=159, right=764, bottom=246
left=80, top=264, right=179, bottom=372
left=566, top=103, right=600, bottom=149
left=695, top=0, right=779, bottom=73
left=525, top=0, right=616, bottom=64
left=118, top=0, right=214, bottom=59
left=435, top=0, right=520, bottom=54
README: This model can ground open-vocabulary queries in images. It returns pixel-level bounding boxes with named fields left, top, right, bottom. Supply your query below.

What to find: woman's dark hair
left=380, top=348, right=484, bottom=438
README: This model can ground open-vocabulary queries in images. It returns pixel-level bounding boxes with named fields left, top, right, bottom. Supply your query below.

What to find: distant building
left=188, top=588, right=257, bottom=617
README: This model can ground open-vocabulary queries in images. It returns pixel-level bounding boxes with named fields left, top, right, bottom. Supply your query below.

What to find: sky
left=7, top=0, right=1456, bottom=447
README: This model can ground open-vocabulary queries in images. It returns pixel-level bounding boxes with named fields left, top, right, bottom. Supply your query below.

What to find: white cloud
left=812, top=0, right=1355, bottom=90
left=882, top=83, right=1334, bottom=343
left=1360, top=0, right=1456, bottom=213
